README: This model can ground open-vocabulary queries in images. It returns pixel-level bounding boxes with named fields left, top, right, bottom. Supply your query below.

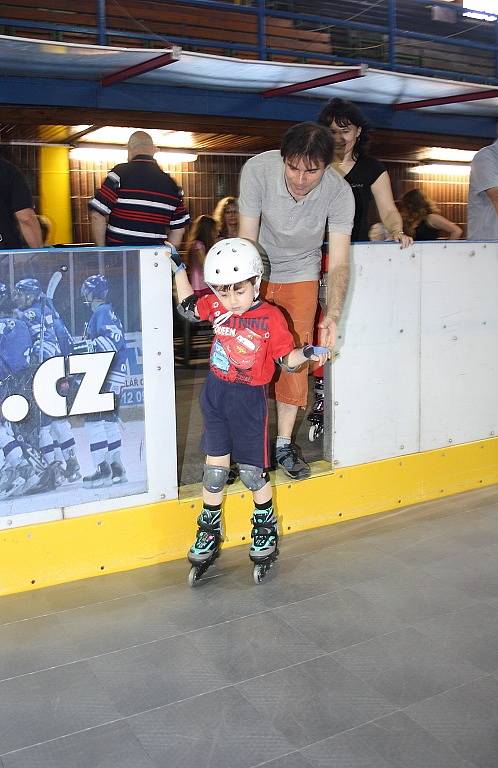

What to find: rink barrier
left=1, top=241, right=497, bottom=594
left=1, top=437, right=498, bottom=595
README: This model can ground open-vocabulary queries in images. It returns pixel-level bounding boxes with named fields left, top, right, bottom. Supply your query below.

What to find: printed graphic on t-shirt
left=210, top=339, right=230, bottom=372
left=211, top=326, right=263, bottom=372
left=224, top=326, right=263, bottom=370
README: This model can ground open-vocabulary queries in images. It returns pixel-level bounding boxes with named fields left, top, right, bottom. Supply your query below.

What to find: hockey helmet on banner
left=12, top=278, right=42, bottom=308
left=81, top=274, right=109, bottom=304
left=204, top=238, right=263, bottom=299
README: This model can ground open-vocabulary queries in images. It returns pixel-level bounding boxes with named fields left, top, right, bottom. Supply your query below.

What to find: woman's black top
left=344, top=156, right=386, bottom=242
left=414, top=219, right=442, bottom=240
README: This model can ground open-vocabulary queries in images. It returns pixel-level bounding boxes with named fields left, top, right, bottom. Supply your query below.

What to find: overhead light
left=69, top=147, right=197, bottom=164
left=423, top=147, right=477, bottom=162
left=156, top=151, right=198, bottom=164
left=79, top=126, right=195, bottom=148
left=70, top=147, right=127, bottom=162
left=410, top=163, right=471, bottom=175
left=463, top=1, right=497, bottom=21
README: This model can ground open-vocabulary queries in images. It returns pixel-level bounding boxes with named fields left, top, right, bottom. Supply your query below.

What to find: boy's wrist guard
left=167, top=243, right=186, bottom=274
left=176, top=293, right=200, bottom=322
left=303, top=344, right=330, bottom=359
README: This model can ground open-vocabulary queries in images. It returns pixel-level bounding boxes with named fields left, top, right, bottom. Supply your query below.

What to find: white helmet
left=204, top=238, right=263, bottom=299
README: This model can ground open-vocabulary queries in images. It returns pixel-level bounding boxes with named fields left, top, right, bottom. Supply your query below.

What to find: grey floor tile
left=0, top=613, right=80, bottom=680
left=249, top=553, right=344, bottom=609
left=331, top=626, right=483, bottom=708
left=406, top=676, right=498, bottom=768
left=303, top=543, right=418, bottom=589
left=57, top=592, right=181, bottom=656
left=301, top=711, right=477, bottom=768
left=414, top=602, right=498, bottom=673
left=254, top=752, right=316, bottom=768
left=0, top=573, right=142, bottom=624
left=237, top=654, right=395, bottom=749
left=128, top=687, right=293, bottom=768
left=88, top=632, right=230, bottom=716
left=188, top=610, right=324, bottom=684
left=420, top=551, right=498, bottom=601
left=1, top=721, right=156, bottom=768
left=143, top=569, right=269, bottom=633
left=349, top=568, right=479, bottom=623
left=274, top=587, right=406, bottom=653
left=0, top=662, right=119, bottom=753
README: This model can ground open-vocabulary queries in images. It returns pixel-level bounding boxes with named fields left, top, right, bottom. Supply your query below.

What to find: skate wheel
left=188, top=566, right=200, bottom=587
left=253, top=564, right=264, bottom=584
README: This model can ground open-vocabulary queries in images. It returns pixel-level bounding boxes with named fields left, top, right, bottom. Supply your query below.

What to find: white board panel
left=419, top=242, right=498, bottom=450
left=331, top=243, right=421, bottom=467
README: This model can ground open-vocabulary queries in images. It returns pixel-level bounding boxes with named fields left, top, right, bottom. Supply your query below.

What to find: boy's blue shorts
left=200, top=372, right=270, bottom=469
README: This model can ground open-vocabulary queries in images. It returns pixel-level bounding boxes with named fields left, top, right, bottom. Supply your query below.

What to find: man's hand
left=318, top=315, right=337, bottom=349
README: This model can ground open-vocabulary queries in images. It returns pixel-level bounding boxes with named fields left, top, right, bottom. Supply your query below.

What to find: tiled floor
left=1, top=485, right=497, bottom=767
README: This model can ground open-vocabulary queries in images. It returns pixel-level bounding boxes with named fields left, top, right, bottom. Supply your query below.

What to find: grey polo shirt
left=238, top=150, right=354, bottom=283
left=467, top=139, right=498, bottom=240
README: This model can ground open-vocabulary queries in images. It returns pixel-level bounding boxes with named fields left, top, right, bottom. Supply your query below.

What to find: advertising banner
left=0, top=248, right=148, bottom=526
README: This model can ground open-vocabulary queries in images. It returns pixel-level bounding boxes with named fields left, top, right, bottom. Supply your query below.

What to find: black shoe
left=275, top=443, right=311, bottom=481
left=111, top=461, right=128, bottom=484
left=83, top=461, right=113, bottom=489
left=64, top=453, right=81, bottom=483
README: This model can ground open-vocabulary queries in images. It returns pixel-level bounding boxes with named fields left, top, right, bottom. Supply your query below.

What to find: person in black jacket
left=317, top=98, right=411, bottom=248
left=0, top=156, right=42, bottom=250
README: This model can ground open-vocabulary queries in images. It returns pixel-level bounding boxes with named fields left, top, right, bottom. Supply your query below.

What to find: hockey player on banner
left=12, top=276, right=81, bottom=484
left=74, top=274, right=128, bottom=489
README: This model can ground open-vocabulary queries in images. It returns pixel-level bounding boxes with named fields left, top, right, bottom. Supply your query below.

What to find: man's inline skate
left=187, top=508, right=222, bottom=586
left=307, top=376, right=324, bottom=442
left=249, top=509, right=279, bottom=584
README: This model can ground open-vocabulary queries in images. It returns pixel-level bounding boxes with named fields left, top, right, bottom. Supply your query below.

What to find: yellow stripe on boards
left=1, top=437, right=497, bottom=596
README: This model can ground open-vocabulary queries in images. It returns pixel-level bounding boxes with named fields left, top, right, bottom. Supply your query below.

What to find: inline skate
left=307, top=376, right=324, bottom=442
left=249, top=509, right=278, bottom=584
left=187, top=508, right=222, bottom=586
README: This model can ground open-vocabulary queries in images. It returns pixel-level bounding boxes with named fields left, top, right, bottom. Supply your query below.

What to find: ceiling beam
left=393, top=89, right=498, bottom=111
left=261, top=65, right=367, bottom=98
left=101, top=48, right=181, bottom=87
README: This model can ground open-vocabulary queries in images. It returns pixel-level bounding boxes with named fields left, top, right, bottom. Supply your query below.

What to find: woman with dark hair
left=318, top=98, right=412, bottom=248
left=398, top=188, right=462, bottom=241
left=213, top=196, right=239, bottom=239
left=186, top=215, right=218, bottom=297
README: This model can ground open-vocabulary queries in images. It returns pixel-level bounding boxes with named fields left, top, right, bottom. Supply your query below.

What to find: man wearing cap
left=89, top=130, right=190, bottom=248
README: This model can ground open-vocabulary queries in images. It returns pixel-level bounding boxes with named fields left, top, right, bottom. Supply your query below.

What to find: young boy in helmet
left=75, top=274, right=128, bottom=488
left=169, top=237, right=329, bottom=579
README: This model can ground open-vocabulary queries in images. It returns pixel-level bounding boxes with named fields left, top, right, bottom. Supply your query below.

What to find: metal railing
left=0, top=0, right=497, bottom=83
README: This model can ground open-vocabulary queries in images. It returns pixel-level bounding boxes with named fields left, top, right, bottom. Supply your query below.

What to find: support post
left=97, top=0, right=106, bottom=46
left=257, top=0, right=266, bottom=61
left=39, top=146, right=73, bottom=245
left=388, top=0, right=396, bottom=69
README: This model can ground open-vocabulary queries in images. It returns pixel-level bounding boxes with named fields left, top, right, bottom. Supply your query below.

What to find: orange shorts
left=261, top=279, right=319, bottom=408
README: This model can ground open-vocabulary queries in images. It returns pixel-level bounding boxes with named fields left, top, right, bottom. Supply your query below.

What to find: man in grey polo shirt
left=467, top=138, right=498, bottom=240
left=239, top=122, right=354, bottom=480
